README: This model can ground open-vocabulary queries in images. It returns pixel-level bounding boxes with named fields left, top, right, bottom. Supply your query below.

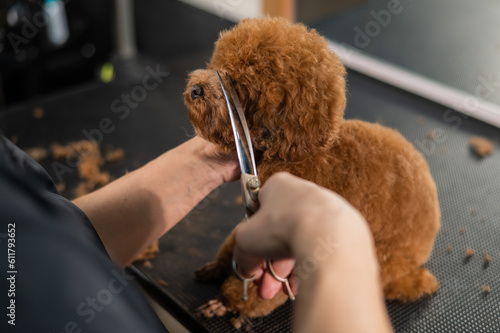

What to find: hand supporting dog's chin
left=195, top=136, right=240, bottom=183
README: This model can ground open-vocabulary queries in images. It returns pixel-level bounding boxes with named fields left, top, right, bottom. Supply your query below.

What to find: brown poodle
left=184, top=17, right=440, bottom=323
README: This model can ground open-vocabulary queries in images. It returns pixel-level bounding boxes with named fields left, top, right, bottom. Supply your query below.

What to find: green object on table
left=100, top=63, right=115, bottom=83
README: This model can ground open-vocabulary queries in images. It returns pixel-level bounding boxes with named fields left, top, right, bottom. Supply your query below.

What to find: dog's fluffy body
left=185, top=18, right=440, bottom=319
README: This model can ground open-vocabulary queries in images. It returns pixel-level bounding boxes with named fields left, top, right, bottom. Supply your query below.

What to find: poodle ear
left=253, top=74, right=346, bottom=162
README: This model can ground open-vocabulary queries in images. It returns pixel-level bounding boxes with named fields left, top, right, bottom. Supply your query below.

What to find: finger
left=234, top=214, right=291, bottom=260
left=232, top=246, right=266, bottom=280
left=234, top=173, right=312, bottom=260
left=268, top=258, right=296, bottom=279
left=258, top=258, right=295, bottom=299
left=259, top=271, right=284, bottom=300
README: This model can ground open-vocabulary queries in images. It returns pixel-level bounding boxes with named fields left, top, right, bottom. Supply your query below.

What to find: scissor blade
left=216, top=71, right=257, bottom=176
left=224, top=73, right=258, bottom=175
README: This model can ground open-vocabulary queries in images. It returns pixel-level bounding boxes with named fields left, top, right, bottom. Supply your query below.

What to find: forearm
left=294, top=215, right=393, bottom=333
left=73, top=137, right=229, bottom=268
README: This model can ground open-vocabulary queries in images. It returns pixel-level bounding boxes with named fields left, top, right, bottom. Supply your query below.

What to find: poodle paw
left=197, top=298, right=231, bottom=318
left=196, top=296, right=254, bottom=332
left=195, top=261, right=225, bottom=282
left=384, top=268, right=439, bottom=302
left=230, top=316, right=253, bottom=331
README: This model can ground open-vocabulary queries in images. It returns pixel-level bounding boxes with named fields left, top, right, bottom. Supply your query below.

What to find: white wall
left=177, top=0, right=262, bottom=22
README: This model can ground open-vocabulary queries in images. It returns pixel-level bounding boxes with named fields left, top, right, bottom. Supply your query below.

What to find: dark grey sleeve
left=0, top=136, right=169, bottom=333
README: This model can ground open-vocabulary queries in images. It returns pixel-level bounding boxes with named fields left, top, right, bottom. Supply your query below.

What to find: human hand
left=194, top=136, right=240, bottom=183
left=232, top=172, right=364, bottom=299
left=233, top=173, right=392, bottom=332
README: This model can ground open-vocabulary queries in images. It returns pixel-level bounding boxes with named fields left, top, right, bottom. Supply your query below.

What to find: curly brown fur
left=185, top=18, right=440, bottom=319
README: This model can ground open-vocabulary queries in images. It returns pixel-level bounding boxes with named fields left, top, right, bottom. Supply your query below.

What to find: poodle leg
left=383, top=267, right=439, bottom=302
left=195, top=261, right=227, bottom=282
left=195, top=229, right=236, bottom=282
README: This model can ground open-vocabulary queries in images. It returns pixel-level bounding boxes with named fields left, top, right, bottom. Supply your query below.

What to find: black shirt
left=0, top=136, right=168, bottom=333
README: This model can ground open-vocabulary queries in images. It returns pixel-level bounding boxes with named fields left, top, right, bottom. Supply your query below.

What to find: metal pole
left=115, top=0, right=137, bottom=59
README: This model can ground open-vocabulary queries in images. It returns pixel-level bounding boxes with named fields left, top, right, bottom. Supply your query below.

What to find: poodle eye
left=191, top=84, right=204, bottom=100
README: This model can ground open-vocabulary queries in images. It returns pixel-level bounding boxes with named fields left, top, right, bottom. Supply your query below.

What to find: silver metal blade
left=216, top=71, right=257, bottom=176
left=224, top=73, right=258, bottom=176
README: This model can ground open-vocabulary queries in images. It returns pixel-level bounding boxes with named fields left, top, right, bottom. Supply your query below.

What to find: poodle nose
left=191, top=84, right=204, bottom=99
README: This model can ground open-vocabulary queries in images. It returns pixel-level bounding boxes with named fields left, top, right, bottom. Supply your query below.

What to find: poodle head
left=185, top=17, right=346, bottom=161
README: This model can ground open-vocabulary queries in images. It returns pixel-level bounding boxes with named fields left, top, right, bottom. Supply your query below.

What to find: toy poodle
left=184, top=17, right=440, bottom=324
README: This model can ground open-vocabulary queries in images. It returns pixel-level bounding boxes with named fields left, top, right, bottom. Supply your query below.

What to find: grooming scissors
left=216, top=71, right=295, bottom=302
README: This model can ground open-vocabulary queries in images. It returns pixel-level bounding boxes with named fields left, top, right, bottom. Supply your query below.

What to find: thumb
left=232, top=222, right=265, bottom=279
left=233, top=211, right=292, bottom=277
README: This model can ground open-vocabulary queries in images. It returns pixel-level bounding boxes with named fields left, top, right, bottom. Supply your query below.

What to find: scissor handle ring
left=267, top=259, right=296, bottom=301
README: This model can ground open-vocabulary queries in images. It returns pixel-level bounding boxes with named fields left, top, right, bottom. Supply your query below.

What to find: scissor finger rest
left=232, top=258, right=257, bottom=301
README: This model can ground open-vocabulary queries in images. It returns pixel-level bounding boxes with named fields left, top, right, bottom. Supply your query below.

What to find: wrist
left=192, top=136, right=239, bottom=183
left=192, top=137, right=230, bottom=185
left=153, top=137, right=227, bottom=188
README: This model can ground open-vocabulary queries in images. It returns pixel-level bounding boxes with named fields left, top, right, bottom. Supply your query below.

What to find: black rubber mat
left=347, top=71, right=500, bottom=332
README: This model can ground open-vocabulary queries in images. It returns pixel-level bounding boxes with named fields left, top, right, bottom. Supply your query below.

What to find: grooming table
left=3, top=54, right=500, bottom=333
left=1, top=2, right=499, bottom=332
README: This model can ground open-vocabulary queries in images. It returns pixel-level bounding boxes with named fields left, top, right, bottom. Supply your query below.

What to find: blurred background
left=1, top=0, right=499, bottom=120
left=0, top=1, right=112, bottom=105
